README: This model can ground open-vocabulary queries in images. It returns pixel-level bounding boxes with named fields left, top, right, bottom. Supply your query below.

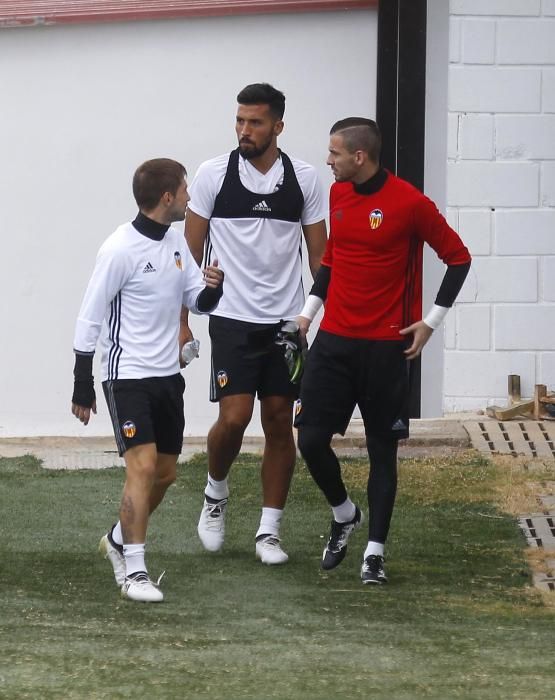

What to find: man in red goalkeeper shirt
left=295, top=117, right=471, bottom=585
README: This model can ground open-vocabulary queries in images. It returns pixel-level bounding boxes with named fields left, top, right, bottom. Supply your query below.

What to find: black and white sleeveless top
left=188, top=149, right=326, bottom=324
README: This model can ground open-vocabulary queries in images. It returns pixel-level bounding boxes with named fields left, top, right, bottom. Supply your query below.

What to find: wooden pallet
left=486, top=375, right=555, bottom=421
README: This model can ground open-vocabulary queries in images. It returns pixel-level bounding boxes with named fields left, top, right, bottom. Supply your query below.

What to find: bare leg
left=149, top=452, right=178, bottom=513
left=206, top=394, right=254, bottom=479
left=260, top=396, right=296, bottom=509
left=120, top=444, right=178, bottom=544
left=119, top=443, right=158, bottom=544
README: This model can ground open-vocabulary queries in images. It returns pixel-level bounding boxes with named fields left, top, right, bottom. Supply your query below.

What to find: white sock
left=256, top=507, right=283, bottom=539
left=205, top=473, right=229, bottom=500
left=364, top=541, right=384, bottom=558
left=123, top=543, right=146, bottom=576
left=332, top=498, right=356, bottom=524
left=111, top=522, right=123, bottom=547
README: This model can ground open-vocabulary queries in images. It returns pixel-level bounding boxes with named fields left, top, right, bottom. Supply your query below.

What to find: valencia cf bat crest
left=369, top=209, right=383, bottom=229
left=174, top=252, right=183, bottom=270
left=122, top=420, right=136, bottom=438
left=217, top=370, right=228, bottom=388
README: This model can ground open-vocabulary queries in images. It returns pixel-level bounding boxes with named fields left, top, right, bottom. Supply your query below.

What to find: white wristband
left=423, top=304, right=449, bottom=330
left=299, top=295, right=324, bottom=321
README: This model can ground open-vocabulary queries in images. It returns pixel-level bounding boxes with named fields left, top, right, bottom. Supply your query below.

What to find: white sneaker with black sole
left=121, top=571, right=164, bottom=603
left=197, top=495, right=228, bottom=552
left=98, top=533, right=126, bottom=586
left=255, top=535, right=289, bottom=565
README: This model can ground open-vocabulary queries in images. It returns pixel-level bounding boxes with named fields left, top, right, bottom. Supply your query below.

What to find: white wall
left=445, top=0, right=555, bottom=411
left=0, top=9, right=377, bottom=437
left=423, top=0, right=451, bottom=417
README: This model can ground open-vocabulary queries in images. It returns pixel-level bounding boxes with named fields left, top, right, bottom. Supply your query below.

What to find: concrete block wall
left=445, top=0, right=555, bottom=412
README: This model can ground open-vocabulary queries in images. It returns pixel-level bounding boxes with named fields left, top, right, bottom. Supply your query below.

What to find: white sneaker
left=197, top=497, right=228, bottom=552
left=121, top=572, right=164, bottom=603
left=98, top=534, right=126, bottom=586
left=255, top=535, right=289, bottom=565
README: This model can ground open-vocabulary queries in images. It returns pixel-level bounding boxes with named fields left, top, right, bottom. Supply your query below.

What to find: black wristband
left=72, top=379, right=96, bottom=408
left=197, top=282, right=224, bottom=313
left=72, top=352, right=95, bottom=407
left=73, top=352, right=94, bottom=380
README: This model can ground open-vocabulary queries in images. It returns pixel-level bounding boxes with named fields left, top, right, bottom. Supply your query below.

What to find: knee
left=156, top=468, right=176, bottom=489
left=366, top=435, right=398, bottom=476
left=297, top=425, right=329, bottom=461
left=124, top=444, right=159, bottom=483
left=127, top=458, right=158, bottom=484
left=366, top=435, right=397, bottom=458
left=214, top=396, right=254, bottom=440
left=217, top=412, right=251, bottom=439
left=262, top=413, right=294, bottom=446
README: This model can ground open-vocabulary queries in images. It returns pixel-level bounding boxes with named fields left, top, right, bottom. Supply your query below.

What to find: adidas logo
left=252, top=200, right=271, bottom=212
left=391, top=419, right=407, bottom=431
left=142, top=262, right=156, bottom=273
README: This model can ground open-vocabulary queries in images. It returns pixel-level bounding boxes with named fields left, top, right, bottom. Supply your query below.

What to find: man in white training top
left=71, top=158, right=224, bottom=603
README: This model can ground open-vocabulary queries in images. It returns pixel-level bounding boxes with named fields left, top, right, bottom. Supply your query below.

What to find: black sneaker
left=321, top=506, right=363, bottom=570
left=361, top=555, right=388, bottom=585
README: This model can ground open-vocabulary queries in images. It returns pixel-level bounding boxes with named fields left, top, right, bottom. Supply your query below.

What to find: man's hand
left=399, top=320, right=433, bottom=360
left=296, top=315, right=311, bottom=346
left=203, top=259, right=224, bottom=289
left=179, top=305, right=194, bottom=367
left=71, top=400, right=97, bottom=426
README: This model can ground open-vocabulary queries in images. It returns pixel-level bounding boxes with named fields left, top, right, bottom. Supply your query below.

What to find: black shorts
left=102, top=374, right=185, bottom=457
left=294, top=330, right=410, bottom=440
left=209, top=316, right=298, bottom=402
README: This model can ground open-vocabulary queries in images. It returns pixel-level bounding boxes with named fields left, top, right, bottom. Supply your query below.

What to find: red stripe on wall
left=1, top=1, right=377, bottom=28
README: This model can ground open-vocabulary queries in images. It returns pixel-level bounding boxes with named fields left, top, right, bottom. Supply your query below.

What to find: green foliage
left=0, top=454, right=553, bottom=699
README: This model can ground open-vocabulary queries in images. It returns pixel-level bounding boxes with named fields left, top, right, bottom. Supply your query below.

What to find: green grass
left=1, top=452, right=554, bottom=700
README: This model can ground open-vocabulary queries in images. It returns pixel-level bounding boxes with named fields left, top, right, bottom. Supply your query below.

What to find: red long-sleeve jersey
left=320, top=172, right=471, bottom=340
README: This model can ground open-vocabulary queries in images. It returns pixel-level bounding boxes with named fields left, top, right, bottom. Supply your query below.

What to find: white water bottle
left=181, top=338, right=200, bottom=365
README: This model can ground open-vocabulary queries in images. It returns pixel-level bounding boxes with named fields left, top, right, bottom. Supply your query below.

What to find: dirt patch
left=489, top=454, right=555, bottom=603
left=487, top=455, right=554, bottom=515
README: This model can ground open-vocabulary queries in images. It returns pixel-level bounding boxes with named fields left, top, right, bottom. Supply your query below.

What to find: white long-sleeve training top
left=73, top=221, right=207, bottom=381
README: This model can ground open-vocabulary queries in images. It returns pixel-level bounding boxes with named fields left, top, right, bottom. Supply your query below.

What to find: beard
left=331, top=164, right=357, bottom=182
left=238, top=135, right=273, bottom=160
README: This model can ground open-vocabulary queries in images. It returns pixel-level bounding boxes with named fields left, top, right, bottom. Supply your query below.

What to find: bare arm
left=180, top=208, right=210, bottom=364
left=185, top=208, right=210, bottom=266
left=302, top=220, right=327, bottom=280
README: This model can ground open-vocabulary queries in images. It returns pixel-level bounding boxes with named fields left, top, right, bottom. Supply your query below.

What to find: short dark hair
left=132, top=158, right=186, bottom=211
left=237, top=83, right=286, bottom=120
left=330, top=117, right=382, bottom=162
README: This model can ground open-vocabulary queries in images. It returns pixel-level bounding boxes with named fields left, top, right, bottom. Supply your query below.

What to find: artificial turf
left=0, top=452, right=554, bottom=699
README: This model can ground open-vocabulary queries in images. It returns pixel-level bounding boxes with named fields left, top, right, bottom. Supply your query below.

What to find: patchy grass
left=0, top=452, right=554, bottom=699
